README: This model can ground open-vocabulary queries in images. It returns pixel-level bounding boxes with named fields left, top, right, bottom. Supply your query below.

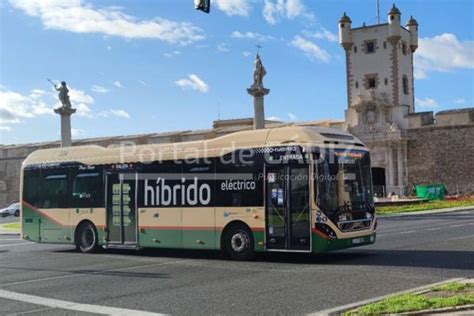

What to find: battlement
left=408, top=108, right=474, bottom=129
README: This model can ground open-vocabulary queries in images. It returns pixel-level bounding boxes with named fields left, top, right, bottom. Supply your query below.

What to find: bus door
left=265, top=165, right=311, bottom=251
left=105, top=172, right=138, bottom=245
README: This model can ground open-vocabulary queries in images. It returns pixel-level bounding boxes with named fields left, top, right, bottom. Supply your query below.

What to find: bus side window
left=72, top=172, right=102, bottom=207
left=23, top=169, right=41, bottom=207
left=41, top=173, right=68, bottom=208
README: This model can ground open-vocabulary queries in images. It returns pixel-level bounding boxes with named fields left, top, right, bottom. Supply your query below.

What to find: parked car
left=0, top=202, right=20, bottom=217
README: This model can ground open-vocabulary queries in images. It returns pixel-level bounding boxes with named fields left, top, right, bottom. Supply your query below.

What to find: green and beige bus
left=20, top=126, right=376, bottom=260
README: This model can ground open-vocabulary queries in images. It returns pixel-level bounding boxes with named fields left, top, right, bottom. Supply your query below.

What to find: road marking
left=0, top=260, right=188, bottom=287
left=0, top=242, right=31, bottom=248
left=446, top=234, right=474, bottom=241
left=310, top=278, right=465, bottom=315
left=378, top=222, right=474, bottom=237
left=0, top=289, right=165, bottom=315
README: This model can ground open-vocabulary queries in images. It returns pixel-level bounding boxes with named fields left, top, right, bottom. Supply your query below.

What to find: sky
left=0, top=0, right=473, bottom=145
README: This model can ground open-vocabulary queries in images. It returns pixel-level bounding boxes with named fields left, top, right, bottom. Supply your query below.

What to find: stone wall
left=407, top=124, right=474, bottom=194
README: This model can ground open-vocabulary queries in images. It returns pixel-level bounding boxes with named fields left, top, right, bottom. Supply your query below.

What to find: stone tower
left=338, top=4, right=419, bottom=196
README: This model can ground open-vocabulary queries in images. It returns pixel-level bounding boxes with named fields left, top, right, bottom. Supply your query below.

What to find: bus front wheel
left=76, top=222, right=100, bottom=253
left=223, top=224, right=255, bottom=261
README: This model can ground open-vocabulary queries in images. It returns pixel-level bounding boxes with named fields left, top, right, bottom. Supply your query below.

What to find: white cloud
left=71, top=128, right=85, bottom=137
left=0, top=90, right=54, bottom=129
left=303, top=27, right=338, bottom=43
left=242, top=51, right=251, bottom=57
left=215, top=0, right=251, bottom=16
left=111, top=109, right=130, bottom=118
left=91, top=85, right=109, bottom=93
left=138, top=80, right=150, bottom=87
left=291, top=35, right=330, bottom=63
left=9, top=0, right=205, bottom=45
left=267, top=115, right=282, bottom=121
left=29, top=89, right=47, bottom=99
left=98, top=109, right=130, bottom=119
left=415, top=97, right=439, bottom=108
left=288, top=112, right=297, bottom=121
left=217, top=42, right=230, bottom=53
left=163, top=50, right=181, bottom=58
left=263, top=0, right=313, bottom=25
left=453, top=98, right=466, bottom=105
left=175, top=74, right=209, bottom=93
left=113, top=81, right=123, bottom=88
left=0, top=85, right=133, bottom=132
left=415, top=33, right=474, bottom=79
left=65, top=88, right=95, bottom=117
left=231, top=31, right=274, bottom=41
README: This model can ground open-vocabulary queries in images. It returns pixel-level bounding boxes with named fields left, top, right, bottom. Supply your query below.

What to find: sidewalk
left=378, top=205, right=474, bottom=218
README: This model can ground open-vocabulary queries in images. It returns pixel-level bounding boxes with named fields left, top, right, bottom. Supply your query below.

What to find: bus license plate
left=352, top=237, right=364, bottom=245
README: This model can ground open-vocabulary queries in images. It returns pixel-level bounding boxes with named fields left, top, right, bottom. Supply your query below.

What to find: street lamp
left=195, top=0, right=210, bottom=13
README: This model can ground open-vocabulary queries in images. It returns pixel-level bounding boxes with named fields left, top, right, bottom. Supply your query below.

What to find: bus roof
left=22, top=126, right=366, bottom=167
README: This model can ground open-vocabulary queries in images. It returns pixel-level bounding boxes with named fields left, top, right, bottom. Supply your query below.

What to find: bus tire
left=76, top=222, right=99, bottom=253
left=223, top=224, right=255, bottom=261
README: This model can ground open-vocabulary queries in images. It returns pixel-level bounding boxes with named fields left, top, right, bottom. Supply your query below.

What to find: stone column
left=54, top=106, right=76, bottom=147
left=386, top=145, right=395, bottom=195
left=247, top=87, right=270, bottom=129
left=397, top=143, right=404, bottom=195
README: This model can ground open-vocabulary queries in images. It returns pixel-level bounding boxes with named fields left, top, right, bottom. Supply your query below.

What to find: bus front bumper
left=312, top=232, right=376, bottom=253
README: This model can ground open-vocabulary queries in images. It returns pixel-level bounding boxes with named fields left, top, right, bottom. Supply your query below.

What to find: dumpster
left=415, top=183, right=446, bottom=200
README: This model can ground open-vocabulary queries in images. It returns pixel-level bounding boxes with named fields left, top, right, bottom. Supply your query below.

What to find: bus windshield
left=315, top=150, right=373, bottom=216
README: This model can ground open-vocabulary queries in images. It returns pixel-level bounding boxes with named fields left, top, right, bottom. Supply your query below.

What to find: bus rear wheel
left=76, top=222, right=99, bottom=253
left=223, top=224, right=255, bottom=261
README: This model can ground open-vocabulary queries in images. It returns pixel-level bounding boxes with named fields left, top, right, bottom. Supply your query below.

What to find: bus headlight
left=315, top=223, right=337, bottom=239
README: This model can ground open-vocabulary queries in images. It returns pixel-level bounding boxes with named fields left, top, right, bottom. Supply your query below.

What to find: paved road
left=0, top=216, right=19, bottom=225
left=0, top=211, right=473, bottom=315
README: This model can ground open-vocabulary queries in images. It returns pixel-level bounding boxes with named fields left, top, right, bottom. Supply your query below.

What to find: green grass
left=344, top=282, right=474, bottom=315
left=433, top=282, right=474, bottom=293
left=376, top=199, right=474, bottom=215
left=345, top=294, right=474, bottom=315
left=0, top=223, right=20, bottom=230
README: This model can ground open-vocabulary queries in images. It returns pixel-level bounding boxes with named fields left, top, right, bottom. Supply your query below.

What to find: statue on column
left=54, top=81, right=72, bottom=109
left=50, top=79, right=76, bottom=147
left=252, top=54, right=267, bottom=89
left=247, top=53, right=270, bottom=130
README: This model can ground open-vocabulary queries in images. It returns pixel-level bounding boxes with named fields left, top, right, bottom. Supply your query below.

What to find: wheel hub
left=83, top=228, right=95, bottom=247
left=231, top=231, right=249, bottom=253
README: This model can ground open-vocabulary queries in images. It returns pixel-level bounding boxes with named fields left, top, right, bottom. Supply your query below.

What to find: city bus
left=20, top=126, right=376, bottom=260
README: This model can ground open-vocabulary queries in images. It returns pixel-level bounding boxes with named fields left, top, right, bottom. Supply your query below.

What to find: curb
left=0, top=225, right=21, bottom=236
left=310, top=278, right=467, bottom=315
left=0, top=230, right=20, bottom=236
left=377, top=206, right=474, bottom=218
left=397, top=304, right=474, bottom=315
